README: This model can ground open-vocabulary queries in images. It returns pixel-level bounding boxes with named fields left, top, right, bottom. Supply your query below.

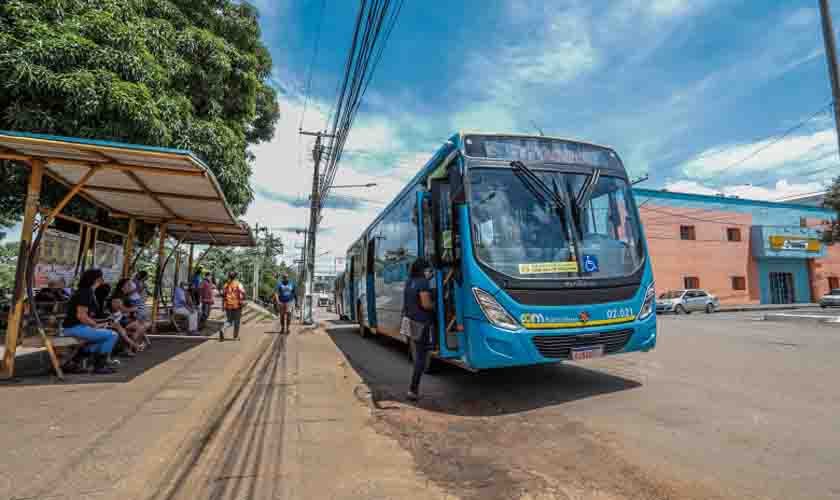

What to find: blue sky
left=5, top=1, right=837, bottom=272
left=245, top=0, right=840, bottom=270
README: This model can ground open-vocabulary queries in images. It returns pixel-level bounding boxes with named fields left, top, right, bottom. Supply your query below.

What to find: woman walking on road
left=221, top=271, right=246, bottom=341
left=402, top=258, right=436, bottom=401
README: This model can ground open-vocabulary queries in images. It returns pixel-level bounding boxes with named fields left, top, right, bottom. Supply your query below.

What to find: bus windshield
left=469, top=166, right=644, bottom=280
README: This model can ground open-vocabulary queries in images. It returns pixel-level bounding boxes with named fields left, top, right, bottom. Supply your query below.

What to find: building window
left=829, top=277, right=840, bottom=290
left=680, top=225, right=696, bottom=240
left=726, top=228, right=741, bottom=242
left=731, top=276, right=746, bottom=290
left=684, top=276, right=700, bottom=289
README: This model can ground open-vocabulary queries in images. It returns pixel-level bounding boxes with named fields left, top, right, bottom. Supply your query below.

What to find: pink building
left=634, top=189, right=838, bottom=305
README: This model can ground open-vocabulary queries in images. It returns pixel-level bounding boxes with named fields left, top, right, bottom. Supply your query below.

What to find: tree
left=0, top=0, right=279, bottom=232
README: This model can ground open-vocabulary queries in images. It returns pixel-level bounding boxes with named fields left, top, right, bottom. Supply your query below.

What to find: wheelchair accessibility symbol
left=583, top=255, right=599, bottom=273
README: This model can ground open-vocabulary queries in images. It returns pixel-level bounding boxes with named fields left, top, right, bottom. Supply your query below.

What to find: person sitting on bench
left=173, top=281, right=200, bottom=335
left=62, top=269, right=119, bottom=374
left=108, top=278, right=147, bottom=356
left=34, top=279, right=70, bottom=303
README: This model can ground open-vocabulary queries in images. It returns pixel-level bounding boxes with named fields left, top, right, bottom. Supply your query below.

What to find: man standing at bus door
left=402, top=258, right=436, bottom=401
left=275, top=273, right=296, bottom=334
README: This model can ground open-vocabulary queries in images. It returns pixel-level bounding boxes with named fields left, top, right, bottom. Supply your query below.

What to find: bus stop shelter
left=0, top=130, right=255, bottom=379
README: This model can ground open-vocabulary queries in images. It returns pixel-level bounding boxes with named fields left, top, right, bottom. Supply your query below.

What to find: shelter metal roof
left=0, top=130, right=254, bottom=246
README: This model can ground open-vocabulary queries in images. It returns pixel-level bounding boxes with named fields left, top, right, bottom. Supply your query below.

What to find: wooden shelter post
left=188, top=244, right=194, bottom=279
left=122, top=218, right=136, bottom=279
left=151, top=223, right=167, bottom=332
left=173, top=249, right=182, bottom=298
left=2, top=159, right=44, bottom=378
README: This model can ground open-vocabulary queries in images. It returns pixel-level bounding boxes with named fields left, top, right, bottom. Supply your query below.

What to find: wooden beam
left=0, top=153, right=31, bottom=162
left=122, top=218, right=136, bottom=279
left=2, top=159, right=44, bottom=379
left=42, top=157, right=203, bottom=177
left=188, top=243, right=195, bottom=278
left=38, top=211, right=127, bottom=238
left=124, top=170, right=178, bottom=219
left=151, top=223, right=167, bottom=333
left=84, top=185, right=220, bottom=202
left=42, top=168, right=115, bottom=213
left=43, top=166, right=99, bottom=225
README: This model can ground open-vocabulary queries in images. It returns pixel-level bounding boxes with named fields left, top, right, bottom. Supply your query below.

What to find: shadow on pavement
left=325, top=323, right=642, bottom=417
left=2, top=337, right=207, bottom=386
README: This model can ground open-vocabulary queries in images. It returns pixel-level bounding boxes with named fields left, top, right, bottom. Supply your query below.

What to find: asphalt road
left=325, top=311, right=840, bottom=500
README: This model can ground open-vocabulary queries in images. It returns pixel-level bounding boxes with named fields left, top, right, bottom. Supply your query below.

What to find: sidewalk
left=280, top=320, right=450, bottom=500
left=0, top=306, right=274, bottom=500
left=716, top=303, right=819, bottom=313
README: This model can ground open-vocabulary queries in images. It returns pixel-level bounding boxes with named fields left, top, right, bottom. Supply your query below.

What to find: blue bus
left=339, top=132, right=656, bottom=370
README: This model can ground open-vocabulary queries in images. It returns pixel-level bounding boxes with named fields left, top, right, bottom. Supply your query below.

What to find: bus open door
left=421, top=176, right=465, bottom=359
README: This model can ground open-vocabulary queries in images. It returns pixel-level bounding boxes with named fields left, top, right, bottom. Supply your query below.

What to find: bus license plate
left=571, top=345, right=604, bottom=361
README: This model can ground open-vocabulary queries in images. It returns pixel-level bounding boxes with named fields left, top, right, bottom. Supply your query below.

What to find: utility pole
left=299, top=129, right=334, bottom=325
left=252, top=223, right=260, bottom=302
left=820, top=0, right=840, bottom=156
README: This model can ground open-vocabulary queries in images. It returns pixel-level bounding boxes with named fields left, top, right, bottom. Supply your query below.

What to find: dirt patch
left=370, top=398, right=728, bottom=500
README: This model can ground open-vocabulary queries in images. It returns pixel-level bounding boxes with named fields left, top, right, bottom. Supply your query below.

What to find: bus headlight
left=638, top=281, right=656, bottom=321
left=472, top=288, right=520, bottom=331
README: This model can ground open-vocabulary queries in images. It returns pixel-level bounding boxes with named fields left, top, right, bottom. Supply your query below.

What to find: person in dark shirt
left=402, top=258, right=436, bottom=401
left=62, top=269, right=119, bottom=374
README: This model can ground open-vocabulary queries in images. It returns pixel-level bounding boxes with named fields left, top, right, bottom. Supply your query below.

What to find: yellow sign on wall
left=768, top=236, right=821, bottom=252
left=519, top=261, right=579, bottom=274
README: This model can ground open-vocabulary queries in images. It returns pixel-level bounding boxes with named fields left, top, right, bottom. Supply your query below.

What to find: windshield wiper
left=510, top=161, right=566, bottom=210
left=575, top=169, right=600, bottom=209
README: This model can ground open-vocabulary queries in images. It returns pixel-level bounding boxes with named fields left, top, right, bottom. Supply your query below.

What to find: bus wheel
left=357, top=304, right=368, bottom=337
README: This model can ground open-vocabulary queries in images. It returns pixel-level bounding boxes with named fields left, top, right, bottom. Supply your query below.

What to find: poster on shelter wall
left=34, top=229, right=81, bottom=288
left=94, top=240, right=124, bottom=284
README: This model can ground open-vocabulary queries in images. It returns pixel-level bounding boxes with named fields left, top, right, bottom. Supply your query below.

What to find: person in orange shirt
left=221, top=271, right=246, bottom=342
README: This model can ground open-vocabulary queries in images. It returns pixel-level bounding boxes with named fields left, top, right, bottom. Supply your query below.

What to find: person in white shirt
left=173, top=281, right=199, bottom=334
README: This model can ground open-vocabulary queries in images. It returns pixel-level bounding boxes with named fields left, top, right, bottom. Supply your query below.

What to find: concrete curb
left=763, top=313, right=840, bottom=325
left=117, top=317, right=275, bottom=500
left=717, top=304, right=819, bottom=313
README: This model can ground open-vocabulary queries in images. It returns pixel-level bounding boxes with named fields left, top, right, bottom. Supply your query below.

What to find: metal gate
left=769, top=272, right=795, bottom=304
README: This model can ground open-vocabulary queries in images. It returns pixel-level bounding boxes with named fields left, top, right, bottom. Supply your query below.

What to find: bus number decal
left=606, top=307, right=633, bottom=319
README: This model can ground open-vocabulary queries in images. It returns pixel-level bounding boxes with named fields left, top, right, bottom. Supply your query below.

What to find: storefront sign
left=768, top=236, right=821, bottom=252
left=34, top=229, right=80, bottom=288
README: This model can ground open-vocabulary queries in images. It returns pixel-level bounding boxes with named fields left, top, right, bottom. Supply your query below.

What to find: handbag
left=399, top=316, right=412, bottom=338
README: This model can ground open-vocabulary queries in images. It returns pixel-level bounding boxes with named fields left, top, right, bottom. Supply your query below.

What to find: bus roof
left=453, top=131, right=617, bottom=153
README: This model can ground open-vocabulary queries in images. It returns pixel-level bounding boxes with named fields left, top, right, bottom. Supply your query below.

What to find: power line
left=712, top=101, right=833, bottom=174
left=298, top=0, right=327, bottom=131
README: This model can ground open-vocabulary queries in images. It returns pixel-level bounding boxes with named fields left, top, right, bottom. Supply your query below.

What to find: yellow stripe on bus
left=522, top=315, right=636, bottom=330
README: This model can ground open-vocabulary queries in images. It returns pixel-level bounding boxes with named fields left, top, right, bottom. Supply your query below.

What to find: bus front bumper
left=464, top=316, right=657, bottom=370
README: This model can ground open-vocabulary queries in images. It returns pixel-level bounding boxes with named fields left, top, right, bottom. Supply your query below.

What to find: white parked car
left=656, top=289, right=720, bottom=314
left=819, top=289, right=840, bottom=308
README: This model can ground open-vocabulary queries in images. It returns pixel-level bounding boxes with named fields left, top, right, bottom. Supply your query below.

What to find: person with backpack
left=221, top=271, right=246, bottom=341
left=401, top=258, right=436, bottom=401
left=275, top=273, right=296, bottom=334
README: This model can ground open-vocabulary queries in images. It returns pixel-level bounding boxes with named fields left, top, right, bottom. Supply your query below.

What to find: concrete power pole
left=299, top=129, right=334, bottom=325
left=820, top=0, right=840, bottom=157
left=252, top=223, right=260, bottom=302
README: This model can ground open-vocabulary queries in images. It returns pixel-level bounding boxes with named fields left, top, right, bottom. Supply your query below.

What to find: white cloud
left=663, top=179, right=827, bottom=201
left=678, top=127, right=838, bottom=181
left=244, top=90, right=436, bottom=264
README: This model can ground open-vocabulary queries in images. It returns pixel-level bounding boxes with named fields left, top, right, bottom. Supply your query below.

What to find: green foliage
left=200, top=234, right=294, bottom=303
left=0, top=0, right=279, bottom=231
left=0, top=240, right=19, bottom=292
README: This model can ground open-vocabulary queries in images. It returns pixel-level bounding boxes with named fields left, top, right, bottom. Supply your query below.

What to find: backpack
left=224, top=281, right=245, bottom=310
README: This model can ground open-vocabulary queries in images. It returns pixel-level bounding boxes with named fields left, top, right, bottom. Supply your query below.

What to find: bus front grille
left=532, top=330, right=633, bottom=359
